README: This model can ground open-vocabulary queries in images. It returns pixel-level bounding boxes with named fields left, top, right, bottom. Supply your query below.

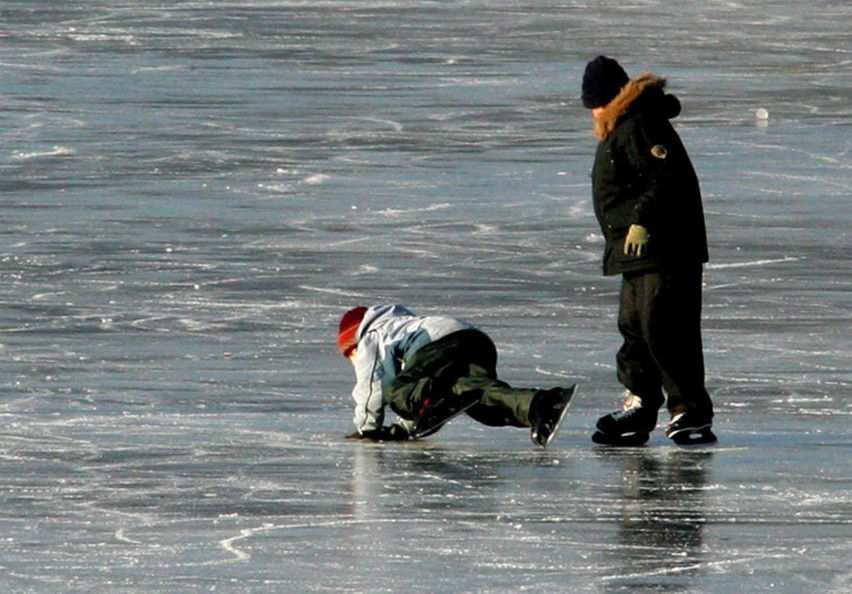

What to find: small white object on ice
left=756, top=107, right=769, bottom=120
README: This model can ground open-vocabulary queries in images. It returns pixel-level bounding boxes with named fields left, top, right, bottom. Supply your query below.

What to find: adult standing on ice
left=580, top=56, right=716, bottom=445
left=337, top=304, right=575, bottom=447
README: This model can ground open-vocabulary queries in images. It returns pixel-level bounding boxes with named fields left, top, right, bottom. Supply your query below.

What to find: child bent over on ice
left=337, top=304, right=576, bottom=447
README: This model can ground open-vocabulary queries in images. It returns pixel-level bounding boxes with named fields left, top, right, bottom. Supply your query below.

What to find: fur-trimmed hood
left=594, top=73, right=681, bottom=140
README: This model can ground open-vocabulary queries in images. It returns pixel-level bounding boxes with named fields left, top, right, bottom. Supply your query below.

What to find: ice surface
left=1, top=1, right=850, bottom=593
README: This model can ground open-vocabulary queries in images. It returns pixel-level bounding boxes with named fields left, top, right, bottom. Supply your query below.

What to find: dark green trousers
left=386, top=329, right=536, bottom=428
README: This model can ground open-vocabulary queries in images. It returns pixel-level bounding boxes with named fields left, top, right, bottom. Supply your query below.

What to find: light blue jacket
left=349, top=304, right=473, bottom=433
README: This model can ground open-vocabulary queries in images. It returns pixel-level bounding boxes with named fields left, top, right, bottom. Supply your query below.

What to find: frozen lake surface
left=1, top=1, right=850, bottom=592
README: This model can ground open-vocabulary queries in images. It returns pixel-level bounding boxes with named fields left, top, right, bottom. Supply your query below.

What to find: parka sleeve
left=350, top=332, right=385, bottom=433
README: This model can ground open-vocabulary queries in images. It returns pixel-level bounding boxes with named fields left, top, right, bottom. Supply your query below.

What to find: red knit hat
left=337, top=306, right=367, bottom=358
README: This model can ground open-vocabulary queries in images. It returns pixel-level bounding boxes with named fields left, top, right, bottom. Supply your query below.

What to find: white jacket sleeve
left=350, top=332, right=386, bottom=433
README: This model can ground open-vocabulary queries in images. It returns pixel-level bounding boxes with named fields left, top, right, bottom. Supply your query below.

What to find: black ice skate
left=666, top=411, right=717, bottom=445
left=531, top=385, right=577, bottom=448
left=592, top=392, right=658, bottom=447
left=410, top=392, right=480, bottom=439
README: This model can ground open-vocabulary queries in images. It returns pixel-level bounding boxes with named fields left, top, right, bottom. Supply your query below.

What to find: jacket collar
left=594, top=73, right=667, bottom=140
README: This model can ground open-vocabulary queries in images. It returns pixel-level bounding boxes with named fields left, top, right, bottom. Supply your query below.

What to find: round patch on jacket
left=650, top=144, right=668, bottom=159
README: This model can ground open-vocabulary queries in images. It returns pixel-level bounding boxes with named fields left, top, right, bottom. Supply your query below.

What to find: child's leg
left=385, top=328, right=541, bottom=429
left=385, top=329, right=485, bottom=420
left=386, top=364, right=452, bottom=421
left=454, top=368, right=537, bottom=428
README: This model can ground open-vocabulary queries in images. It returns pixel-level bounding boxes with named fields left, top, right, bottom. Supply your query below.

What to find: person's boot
left=410, top=391, right=480, bottom=438
left=666, top=411, right=717, bottom=445
left=592, top=391, right=658, bottom=446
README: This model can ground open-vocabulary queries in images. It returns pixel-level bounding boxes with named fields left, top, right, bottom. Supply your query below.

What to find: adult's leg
left=617, top=273, right=665, bottom=409
left=639, top=268, right=713, bottom=418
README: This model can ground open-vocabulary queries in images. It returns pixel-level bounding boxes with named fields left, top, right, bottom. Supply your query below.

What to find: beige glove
left=624, top=224, right=650, bottom=257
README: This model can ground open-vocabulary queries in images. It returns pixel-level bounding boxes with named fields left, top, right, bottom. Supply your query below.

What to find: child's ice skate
left=531, top=385, right=577, bottom=448
left=410, top=392, right=480, bottom=439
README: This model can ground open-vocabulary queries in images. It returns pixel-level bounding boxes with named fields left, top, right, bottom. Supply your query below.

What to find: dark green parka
left=591, top=73, right=709, bottom=276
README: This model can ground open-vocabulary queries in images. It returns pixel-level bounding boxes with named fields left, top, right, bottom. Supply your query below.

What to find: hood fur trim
left=594, top=73, right=667, bottom=140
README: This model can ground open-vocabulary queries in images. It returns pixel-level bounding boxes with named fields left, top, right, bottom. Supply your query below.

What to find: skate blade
left=670, top=428, right=717, bottom=446
left=411, top=395, right=479, bottom=439
left=591, top=430, right=650, bottom=447
left=532, top=385, right=577, bottom=448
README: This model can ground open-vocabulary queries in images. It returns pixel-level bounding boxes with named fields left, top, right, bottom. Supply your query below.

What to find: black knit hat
left=582, top=56, right=629, bottom=109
